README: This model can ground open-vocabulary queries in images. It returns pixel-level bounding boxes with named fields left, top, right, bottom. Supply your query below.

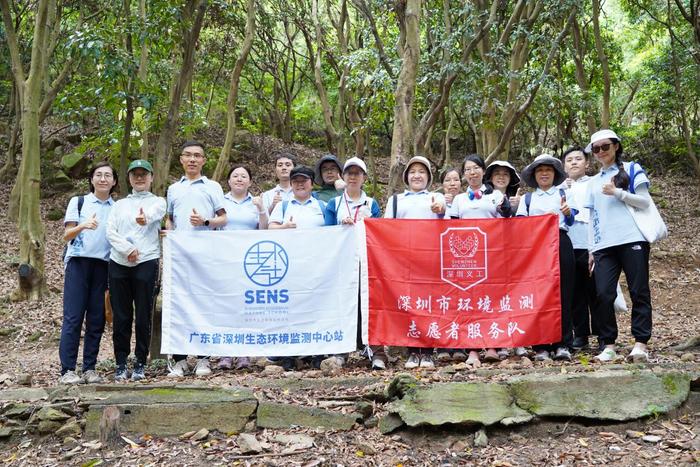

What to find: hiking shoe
left=497, top=348, right=511, bottom=359
left=627, top=345, right=649, bottom=363
left=419, top=355, right=435, bottom=368
left=167, top=359, right=189, bottom=377
left=194, top=358, right=212, bottom=376
left=483, top=348, right=500, bottom=362
left=58, top=370, right=82, bottom=385
left=281, top=357, right=296, bottom=371
left=404, top=353, right=420, bottom=369
left=466, top=351, right=481, bottom=366
left=553, top=347, right=572, bottom=361
left=218, top=357, right=233, bottom=370
left=534, top=350, right=551, bottom=361
left=83, top=370, right=103, bottom=384
left=114, top=365, right=129, bottom=382
left=572, top=336, right=589, bottom=350
left=514, top=347, right=529, bottom=357
left=436, top=351, right=451, bottom=361
left=452, top=350, right=468, bottom=361
left=595, top=347, right=617, bottom=363
left=371, top=356, right=387, bottom=370
left=235, top=357, right=251, bottom=370
left=131, top=364, right=146, bottom=382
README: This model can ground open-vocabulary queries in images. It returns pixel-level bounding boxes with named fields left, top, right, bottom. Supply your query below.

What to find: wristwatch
left=204, top=219, right=210, bottom=227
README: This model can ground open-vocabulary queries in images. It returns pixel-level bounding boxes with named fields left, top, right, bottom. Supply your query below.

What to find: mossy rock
left=60, top=152, right=88, bottom=178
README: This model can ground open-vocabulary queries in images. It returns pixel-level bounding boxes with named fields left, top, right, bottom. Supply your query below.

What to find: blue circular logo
left=244, top=241, right=289, bottom=287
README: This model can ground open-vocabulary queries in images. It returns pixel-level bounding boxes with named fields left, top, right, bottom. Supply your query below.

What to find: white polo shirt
left=166, top=176, right=226, bottom=231
left=447, top=185, right=505, bottom=219
left=383, top=190, right=446, bottom=219
left=269, top=197, right=328, bottom=229
left=64, top=193, right=115, bottom=263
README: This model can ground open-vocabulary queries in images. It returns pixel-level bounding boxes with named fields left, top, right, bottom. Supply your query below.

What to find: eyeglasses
left=463, top=166, right=482, bottom=174
left=591, top=143, right=612, bottom=153
left=181, top=152, right=205, bottom=160
left=93, top=173, right=114, bottom=180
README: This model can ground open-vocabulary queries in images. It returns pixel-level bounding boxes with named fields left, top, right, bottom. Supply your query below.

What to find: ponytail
left=610, top=139, right=630, bottom=190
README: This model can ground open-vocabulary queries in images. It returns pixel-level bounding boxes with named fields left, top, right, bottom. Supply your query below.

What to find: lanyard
left=344, top=193, right=364, bottom=223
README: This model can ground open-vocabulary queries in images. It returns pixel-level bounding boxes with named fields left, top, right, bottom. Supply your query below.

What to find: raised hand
left=83, top=213, right=98, bottom=230
left=135, top=207, right=147, bottom=226
left=189, top=208, right=204, bottom=226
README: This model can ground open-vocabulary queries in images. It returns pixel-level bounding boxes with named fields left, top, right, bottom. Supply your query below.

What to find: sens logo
left=440, top=227, right=488, bottom=290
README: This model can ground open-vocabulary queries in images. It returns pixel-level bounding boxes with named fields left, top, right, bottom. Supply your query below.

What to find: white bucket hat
left=402, top=155, right=433, bottom=186
left=343, top=156, right=367, bottom=174
left=485, top=160, right=520, bottom=188
left=585, top=129, right=621, bottom=153
left=520, top=154, right=567, bottom=188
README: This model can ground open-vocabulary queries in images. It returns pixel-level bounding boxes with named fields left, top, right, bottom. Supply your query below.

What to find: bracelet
left=258, top=210, right=267, bottom=215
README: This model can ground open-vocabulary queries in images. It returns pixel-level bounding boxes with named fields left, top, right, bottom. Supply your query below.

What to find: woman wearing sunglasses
left=583, top=129, right=655, bottom=363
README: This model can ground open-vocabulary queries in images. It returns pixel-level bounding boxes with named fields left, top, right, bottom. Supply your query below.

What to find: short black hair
left=275, top=152, right=297, bottom=165
left=226, top=165, right=252, bottom=180
left=462, top=153, right=486, bottom=171
left=181, top=140, right=205, bottom=153
left=88, top=161, right=118, bottom=194
left=439, top=167, right=461, bottom=184
left=561, top=146, right=587, bottom=161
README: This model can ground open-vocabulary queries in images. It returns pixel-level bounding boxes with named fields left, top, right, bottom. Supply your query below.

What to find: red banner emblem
left=365, top=216, right=562, bottom=348
left=441, top=227, right=487, bottom=290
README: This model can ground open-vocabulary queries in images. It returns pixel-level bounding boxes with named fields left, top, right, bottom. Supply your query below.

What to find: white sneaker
left=83, top=370, right=103, bottom=384
left=194, top=358, right=212, bottom=376
left=627, top=345, right=648, bottom=363
left=58, top=370, right=82, bottom=385
left=419, top=355, right=435, bottom=368
left=404, top=353, right=420, bottom=369
left=595, top=347, right=617, bottom=363
left=534, top=350, right=551, bottom=361
left=167, top=359, right=189, bottom=377
left=515, top=347, right=529, bottom=357
left=466, top=351, right=481, bottom=366
left=371, top=357, right=386, bottom=370
left=553, top=347, right=572, bottom=361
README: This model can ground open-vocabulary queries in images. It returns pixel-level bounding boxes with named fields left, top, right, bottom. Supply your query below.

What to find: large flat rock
left=509, top=370, right=691, bottom=421
left=85, top=386, right=257, bottom=437
left=256, top=402, right=357, bottom=431
left=388, top=382, right=533, bottom=427
left=0, top=388, right=48, bottom=402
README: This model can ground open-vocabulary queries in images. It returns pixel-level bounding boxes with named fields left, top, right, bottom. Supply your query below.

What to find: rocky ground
left=0, top=158, right=699, bottom=465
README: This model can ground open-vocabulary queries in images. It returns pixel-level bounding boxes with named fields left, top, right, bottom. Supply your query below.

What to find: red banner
left=365, top=215, right=561, bottom=348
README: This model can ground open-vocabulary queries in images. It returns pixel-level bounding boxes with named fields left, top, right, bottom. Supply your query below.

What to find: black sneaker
left=114, top=365, right=128, bottom=382
left=572, top=336, right=589, bottom=350
left=131, top=363, right=146, bottom=382
left=281, top=357, right=295, bottom=371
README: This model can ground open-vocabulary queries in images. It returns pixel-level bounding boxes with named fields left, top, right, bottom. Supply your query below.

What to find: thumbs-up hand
left=602, top=181, right=616, bottom=196
left=135, top=207, right=147, bottom=226
left=334, top=174, right=346, bottom=191
left=83, top=213, right=99, bottom=230
left=560, top=196, right=571, bottom=217
left=189, top=208, right=204, bottom=226
left=284, top=215, right=297, bottom=229
left=430, top=195, right=445, bottom=214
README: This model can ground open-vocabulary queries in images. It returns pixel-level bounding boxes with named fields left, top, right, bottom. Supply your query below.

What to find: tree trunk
left=212, top=0, right=256, bottom=182
left=388, top=0, right=421, bottom=194
left=5, top=0, right=55, bottom=300
left=118, top=0, right=135, bottom=195
left=152, top=0, right=208, bottom=194
left=138, top=0, right=150, bottom=160
left=592, top=0, right=611, bottom=128
left=571, top=21, right=598, bottom=134
left=0, top=85, right=20, bottom=182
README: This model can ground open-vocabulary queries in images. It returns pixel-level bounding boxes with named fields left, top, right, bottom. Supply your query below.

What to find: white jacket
left=106, top=191, right=166, bottom=266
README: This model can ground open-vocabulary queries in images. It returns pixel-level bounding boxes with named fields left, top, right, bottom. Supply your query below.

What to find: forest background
left=0, top=0, right=699, bottom=302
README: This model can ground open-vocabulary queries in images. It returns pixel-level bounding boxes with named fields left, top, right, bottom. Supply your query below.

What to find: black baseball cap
left=290, top=165, right=314, bottom=180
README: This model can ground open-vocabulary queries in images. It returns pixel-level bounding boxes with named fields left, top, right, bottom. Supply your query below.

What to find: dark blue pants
left=572, top=248, right=598, bottom=339
left=109, top=259, right=159, bottom=366
left=593, top=241, right=652, bottom=345
left=59, top=257, right=108, bottom=374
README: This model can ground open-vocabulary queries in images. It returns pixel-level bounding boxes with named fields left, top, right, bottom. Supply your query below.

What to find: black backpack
left=61, top=195, right=84, bottom=261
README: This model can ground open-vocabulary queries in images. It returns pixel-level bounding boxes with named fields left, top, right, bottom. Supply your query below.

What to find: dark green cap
left=127, top=159, right=153, bottom=174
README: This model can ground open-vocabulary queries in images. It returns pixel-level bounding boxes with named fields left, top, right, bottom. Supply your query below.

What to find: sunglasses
left=591, top=143, right=612, bottom=153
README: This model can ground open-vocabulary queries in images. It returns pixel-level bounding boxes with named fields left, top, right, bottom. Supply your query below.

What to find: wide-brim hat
left=343, top=156, right=367, bottom=174
left=485, top=160, right=520, bottom=188
left=402, top=155, right=433, bottom=186
left=314, top=154, right=343, bottom=185
left=585, top=129, right=621, bottom=153
left=520, top=154, right=567, bottom=188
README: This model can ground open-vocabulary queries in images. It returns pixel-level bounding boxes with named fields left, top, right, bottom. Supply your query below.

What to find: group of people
left=57, top=128, right=657, bottom=383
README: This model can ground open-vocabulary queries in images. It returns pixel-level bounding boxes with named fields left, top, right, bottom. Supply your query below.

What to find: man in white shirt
left=262, top=152, right=297, bottom=214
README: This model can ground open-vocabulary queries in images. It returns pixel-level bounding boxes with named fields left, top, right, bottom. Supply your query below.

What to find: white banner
left=162, top=226, right=359, bottom=356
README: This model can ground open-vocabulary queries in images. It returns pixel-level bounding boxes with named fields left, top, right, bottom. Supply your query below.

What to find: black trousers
left=593, top=241, right=652, bottom=345
left=109, top=259, right=159, bottom=366
left=572, top=248, right=598, bottom=339
left=535, top=230, right=575, bottom=351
